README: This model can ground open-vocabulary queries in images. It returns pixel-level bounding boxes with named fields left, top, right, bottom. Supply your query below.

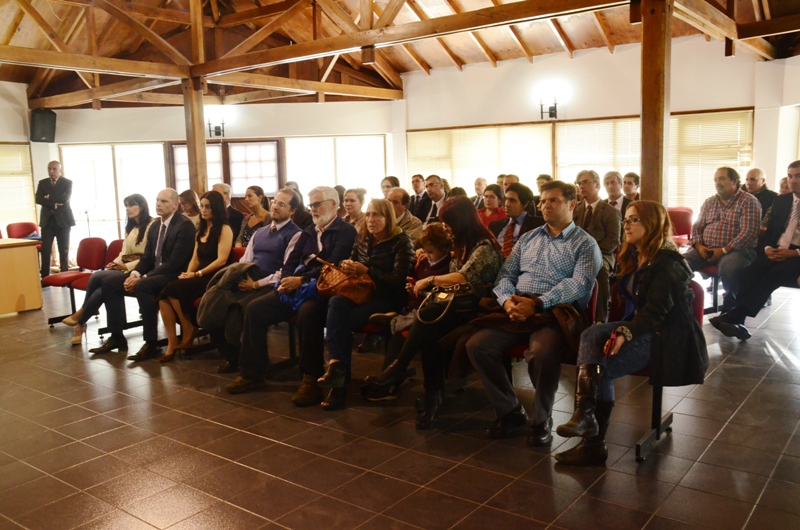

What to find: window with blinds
left=667, top=109, right=753, bottom=216
left=407, top=124, right=552, bottom=191
left=0, top=144, right=36, bottom=236
left=555, top=118, right=641, bottom=188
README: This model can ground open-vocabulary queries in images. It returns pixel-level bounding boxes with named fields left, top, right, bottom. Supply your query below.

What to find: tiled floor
left=0, top=283, right=799, bottom=530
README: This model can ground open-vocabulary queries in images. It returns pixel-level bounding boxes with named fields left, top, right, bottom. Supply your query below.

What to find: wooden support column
left=640, top=0, right=671, bottom=204
left=181, top=78, right=208, bottom=194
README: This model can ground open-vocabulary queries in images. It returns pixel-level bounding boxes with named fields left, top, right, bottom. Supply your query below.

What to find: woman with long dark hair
left=315, top=198, right=415, bottom=410
left=235, top=185, right=271, bottom=248
left=365, top=196, right=503, bottom=428
left=157, top=190, right=233, bottom=362
left=62, top=194, right=154, bottom=345
left=554, top=201, right=708, bottom=465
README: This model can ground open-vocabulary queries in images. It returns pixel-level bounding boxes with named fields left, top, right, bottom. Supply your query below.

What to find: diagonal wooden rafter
left=442, top=0, right=496, bottom=66
left=489, top=0, right=532, bottom=62
left=27, top=6, right=86, bottom=97
left=13, top=0, right=94, bottom=87
left=128, top=0, right=171, bottom=56
left=222, top=90, right=302, bottom=104
left=108, top=92, right=221, bottom=105
left=211, top=71, right=403, bottom=99
left=43, top=0, right=215, bottom=26
left=222, top=0, right=312, bottom=58
left=374, top=0, right=404, bottom=29
left=29, top=77, right=181, bottom=108
left=404, top=0, right=462, bottom=70
left=0, top=6, right=25, bottom=47
left=217, top=0, right=300, bottom=27
left=96, top=0, right=192, bottom=65
left=549, top=18, right=574, bottom=58
left=319, top=54, right=338, bottom=81
left=372, top=3, right=430, bottom=73
left=593, top=10, right=615, bottom=53
left=738, top=14, right=800, bottom=39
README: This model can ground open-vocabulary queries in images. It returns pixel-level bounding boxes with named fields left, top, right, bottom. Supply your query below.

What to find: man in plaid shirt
left=684, top=167, right=761, bottom=312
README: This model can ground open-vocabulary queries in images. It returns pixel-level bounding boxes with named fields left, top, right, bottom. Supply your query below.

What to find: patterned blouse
left=450, top=238, right=503, bottom=297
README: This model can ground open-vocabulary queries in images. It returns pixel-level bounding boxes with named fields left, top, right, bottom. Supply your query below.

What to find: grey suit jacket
left=574, top=200, right=621, bottom=269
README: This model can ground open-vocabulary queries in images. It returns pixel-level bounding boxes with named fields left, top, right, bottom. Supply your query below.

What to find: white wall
left=0, top=82, right=30, bottom=143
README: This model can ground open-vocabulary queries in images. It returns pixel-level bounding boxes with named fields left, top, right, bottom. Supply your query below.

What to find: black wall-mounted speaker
left=30, top=109, right=57, bottom=143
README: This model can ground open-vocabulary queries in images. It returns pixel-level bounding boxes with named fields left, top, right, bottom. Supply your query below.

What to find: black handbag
left=417, top=283, right=479, bottom=324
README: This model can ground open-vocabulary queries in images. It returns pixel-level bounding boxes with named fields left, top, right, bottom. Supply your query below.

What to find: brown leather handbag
left=315, top=257, right=375, bottom=304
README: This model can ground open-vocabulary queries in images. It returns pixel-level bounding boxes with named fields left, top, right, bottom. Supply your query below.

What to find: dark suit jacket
left=411, top=192, right=430, bottom=222
left=134, top=213, right=196, bottom=278
left=488, top=214, right=545, bottom=242
left=36, top=177, right=75, bottom=229
left=574, top=200, right=621, bottom=269
left=292, top=209, right=313, bottom=230
left=604, top=196, right=632, bottom=216
left=227, top=205, right=245, bottom=237
left=282, top=216, right=358, bottom=283
left=763, top=193, right=795, bottom=250
left=470, top=195, right=485, bottom=210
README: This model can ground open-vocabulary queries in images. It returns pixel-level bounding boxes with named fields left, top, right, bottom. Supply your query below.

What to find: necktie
left=270, top=224, right=277, bottom=233
left=430, top=203, right=438, bottom=220
left=778, top=200, right=800, bottom=249
left=610, top=200, right=617, bottom=207
left=501, top=219, right=517, bottom=258
left=583, top=205, right=593, bottom=229
left=154, top=222, right=167, bottom=265
left=51, top=179, right=57, bottom=187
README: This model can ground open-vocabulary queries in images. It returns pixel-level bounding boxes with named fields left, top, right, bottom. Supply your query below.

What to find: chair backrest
left=6, top=222, right=39, bottom=239
left=229, top=246, right=246, bottom=264
left=106, top=239, right=125, bottom=263
left=689, top=280, right=704, bottom=325
left=667, top=207, right=693, bottom=239
left=588, top=279, right=599, bottom=324
left=75, top=237, right=108, bottom=271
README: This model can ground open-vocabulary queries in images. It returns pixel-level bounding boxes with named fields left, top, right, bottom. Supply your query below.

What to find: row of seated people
left=62, top=179, right=712, bottom=467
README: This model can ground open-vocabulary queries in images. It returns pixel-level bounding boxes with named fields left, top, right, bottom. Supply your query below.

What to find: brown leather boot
left=555, top=400, right=614, bottom=466
left=292, top=374, right=324, bottom=407
left=556, top=365, right=602, bottom=438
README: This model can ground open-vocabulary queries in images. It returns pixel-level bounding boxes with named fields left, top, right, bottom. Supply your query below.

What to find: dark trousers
left=102, top=273, right=173, bottom=344
left=78, top=269, right=125, bottom=325
left=326, top=295, right=398, bottom=376
left=466, top=325, right=571, bottom=424
left=728, top=255, right=800, bottom=322
left=239, top=290, right=327, bottom=381
left=40, top=223, right=70, bottom=278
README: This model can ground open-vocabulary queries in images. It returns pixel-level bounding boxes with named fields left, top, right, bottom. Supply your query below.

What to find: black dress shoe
left=716, top=321, right=751, bottom=341
left=527, top=417, right=553, bottom=447
left=89, top=336, right=128, bottom=354
left=487, top=405, right=529, bottom=439
left=216, top=362, right=239, bottom=374
left=317, top=361, right=347, bottom=389
left=321, top=387, right=346, bottom=410
left=416, top=390, right=442, bottom=430
left=127, top=343, right=162, bottom=361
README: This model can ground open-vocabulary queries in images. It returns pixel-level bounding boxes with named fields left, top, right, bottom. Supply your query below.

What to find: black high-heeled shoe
left=416, top=390, right=442, bottom=430
left=317, top=361, right=347, bottom=389
left=365, top=360, right=404, bottom=388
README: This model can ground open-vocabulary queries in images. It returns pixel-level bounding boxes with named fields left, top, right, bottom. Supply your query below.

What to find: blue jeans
left=78, top=269, right=125, bottom=325
left=325, top=295, right=399, bottom=375
left=578, top=322, right=652, bottom=402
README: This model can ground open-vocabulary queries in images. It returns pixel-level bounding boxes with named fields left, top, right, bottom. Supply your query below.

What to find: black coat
left=351, top=228, right=415, bottom=307
left=282, top=215, right=357, bottom=282
left=411, top=193, right=431, bottom=222
left=36, top=177, right=75, bottom=229
left=623, top=248, right=708, bottom=387
left=134, top=213, right=196, bottom=278
left=227, top=205, right=245, bottom=237
left=488, top=214, right=545, bottom=241
left=762, top=192, right=794, bottom=250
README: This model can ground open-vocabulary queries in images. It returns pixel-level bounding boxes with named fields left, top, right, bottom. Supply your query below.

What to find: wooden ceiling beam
left=738, top=14, right=800, bottom=39
left=0, top=7, right=24, bottom=46
left=549, top=18, right=574, bottom=58
left=109, top=92, right=222, bottom=104
left=0, top=44, right=190, bottom=77
left=190, top=0, right=204, bottom=64
left=372, top=2, right=430, bottom=73
left=13, top=0, right=95, bottom=87
left=209, top=0, right=220, bottom=22
left=217, top=0, right=300, bottom=27
left=593, top=10, right=615, bottom=53
left=443, top=0, right=496, bottom=66
left=222, top=0, right=312, bottom=58
left=29, top=77, right=181, bottom=108
left=223, top=88, right=294, bottom=103
left=374, top=0, right=404, bottom=29
left=360, top=0, right=373, bottom=30
left=194, top=0, right=628, bottom=76
left=27, top=6, right=86, bottom=97
left=488, top=0, right=533, bottom=62
left=46, top=0, right=215, bottom=26
left=211, top=71, right=403, bottom=98
left=405, top=0, right=462, bottom=70
left=97, top=0, right=192, bottom=64
left=331, top=63, right=384, bottom=86
left=319, top=54, right=338, bottom=81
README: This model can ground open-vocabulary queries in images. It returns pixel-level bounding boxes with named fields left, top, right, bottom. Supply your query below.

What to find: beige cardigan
left=113, top=219, right=156, bottom=271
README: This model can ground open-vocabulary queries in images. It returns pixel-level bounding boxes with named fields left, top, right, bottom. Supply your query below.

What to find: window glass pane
left=230, top=144, right=246, bottom=162
left=0, top=144, right=36, bottom=235
left=285, top=137, right=336, bottom=196
left=228, top=141, right=280, bottom=195
left=335, top=136, right=385, bottom=200
left=114, top=143, right=167, bottom=234
left=172, top=144, right=223, bottom=191
left=261, top=143, right=277, bottom=160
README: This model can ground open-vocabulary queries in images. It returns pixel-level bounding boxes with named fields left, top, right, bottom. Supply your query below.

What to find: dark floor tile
left=649, top=432, right=713, bottom=461
left=277, top=495, right=375, bottom=530
left=657, top=486, right=754, bottom=529
left=698, top=440, right=781, bottom=477
left=410, top=432, right=491, bottom=463
left=327, top=437, right=406, bottom=470
left=757, top=479, right=800, bottom=516
left=356, top=515, right=427, bottom=530
left=587, top=469, right=674, bottom=512
left=54, top=415, right=126, bottom=441
left=464, top=441, right=546, bottom=477
left=745, top=505, right=800, bottom=530
left=0, top=461, right=45, bottom=493
left=0, top=475, right=79, bottom=517
left=143, top=447, right=229, bottom=482
left=85, top=468, right=176, bottom=508
left=125, top=485, right=218, bottom=528
left=671, top=397, right=740, bottom=422
left=82, top=425, right=156, bottom=453
left=428, top=464, right=513, bottom=504
left=330, top=471, right=418, bottom=512
left=366, top=418, right=440, bottom=449
left=238, top=443, right=317, bottom=476
left=72, top=509, right=159, bottom=529
left=80, top=393, right=142, bottom=414
left=0, top=427, right=75, bottom=460
left=168, top=502, right=268, bottom=530
left=132, top=409, right=201, bottom=434
left=246, top=415, right=316, bottom=441
left=323, top=408, right=398, bottom=436
left=520, top=456, right=606, bottom=494
left=772, top=454, right=800, bottom=484
left=666, top=412, right=726, bottom=440
left=373, top=449, right=456, bottom=486
left=208, top=405, right=276, bottom=430
left=451, top=505, right=545, bottom=530
left=16, top=492, right=115, bottom=530
left=285, top=425, right=360, bottom=456
left=679, top=461, right=767, bottom=503
left=384, top=488, right=479, bottom=530
left=184, top=461, right=272, bottom=501
left=487, top=479, right=580, bottom=524
left=282, top=456, right=365, bottom=493
left=111, top=436, right=190, bottom=467
left=102, top=401, right=170, bottom=424
left=610, top=449, right=695, bottom=485
left=229, top=478, right=319, bottom=520
left=199, top=430, right=273, bottom=461
left=164, top=420, right=238, bottom=446
left=23, top=442, right=105, bottom=474
left=555, top=495, right=652, bottom=530
left=714, top=421, right=793, bottom=454
left=54, top=454, right=136, bottom=490
left=644, top=515, right=715, bottom=530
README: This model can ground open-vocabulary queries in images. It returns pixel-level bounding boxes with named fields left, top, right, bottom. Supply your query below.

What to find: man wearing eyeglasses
left=711, top=161, right=800, bottom=340
left=422, top=174, right=448, bottom=226
left=227, top=186, right=357, bottom=400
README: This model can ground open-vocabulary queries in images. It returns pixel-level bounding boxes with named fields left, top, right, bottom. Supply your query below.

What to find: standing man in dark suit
left=489, top=183, right=545, bottom=258
left=212, top=183, right=244, bottom=238
left=409, top=174, right=429, bottom=221
left=90, top=188, right=195, bottom=360
left=36, top=160, right=75, bottom=279
left=711, top=161, right=800, bottom=340
left=574, top=170, right=621, bottom=322
left=471, top=178, right=487, bottom=210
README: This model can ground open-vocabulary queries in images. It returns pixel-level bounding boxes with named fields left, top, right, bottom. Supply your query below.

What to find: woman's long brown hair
left=438, top=196, right=499, bottom=262
left=617, top=200, right=673, bottom=276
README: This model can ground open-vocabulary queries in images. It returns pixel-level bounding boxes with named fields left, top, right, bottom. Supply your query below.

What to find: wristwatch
left=616, top=326, right=633, bottom=341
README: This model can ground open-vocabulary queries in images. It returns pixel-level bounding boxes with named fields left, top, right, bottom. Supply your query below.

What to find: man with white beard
left=227, top=187, right=357, bottom=402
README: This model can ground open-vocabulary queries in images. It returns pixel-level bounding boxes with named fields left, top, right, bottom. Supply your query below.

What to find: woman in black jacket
left=555, top=200, right=708, bottom=466
left=317, top=198, right=415, bottom=410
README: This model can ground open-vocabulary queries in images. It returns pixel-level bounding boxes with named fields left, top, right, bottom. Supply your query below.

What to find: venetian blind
left=406, top=124, right=552, bottom=190
left=0, top=144, right=36, bottom=236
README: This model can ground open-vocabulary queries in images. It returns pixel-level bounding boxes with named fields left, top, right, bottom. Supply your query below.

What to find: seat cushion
left=42, top=271, right=88, bottom=287
left=69, top=273, right=93, bottom=291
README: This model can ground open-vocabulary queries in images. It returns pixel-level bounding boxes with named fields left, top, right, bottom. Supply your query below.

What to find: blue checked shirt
left=493, top=222, right=602, bottom=310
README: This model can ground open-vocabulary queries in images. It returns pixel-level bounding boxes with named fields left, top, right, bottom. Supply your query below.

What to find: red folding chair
left=6, top=222, right=41, bottom=252
left=667, top=207, right=693, bottom=248
left=42, top=237, right=107, bottom=327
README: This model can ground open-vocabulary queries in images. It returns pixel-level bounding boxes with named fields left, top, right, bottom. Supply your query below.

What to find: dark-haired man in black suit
left=489, top=183, right=545, bottom=258
left=90, top=188, right=195, bottom=360
left=36, top=160, right=75, bottom=279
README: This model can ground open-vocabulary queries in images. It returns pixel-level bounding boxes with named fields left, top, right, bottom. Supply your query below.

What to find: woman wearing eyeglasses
left=476, top=184, right=507, bottom=228
left=554, top=201, right=708, bottom=466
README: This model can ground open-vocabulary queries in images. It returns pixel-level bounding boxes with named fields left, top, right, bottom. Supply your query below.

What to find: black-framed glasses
left=622, top=217, right=642, bottom=226
left=309, top=200, right=330, bottom=209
